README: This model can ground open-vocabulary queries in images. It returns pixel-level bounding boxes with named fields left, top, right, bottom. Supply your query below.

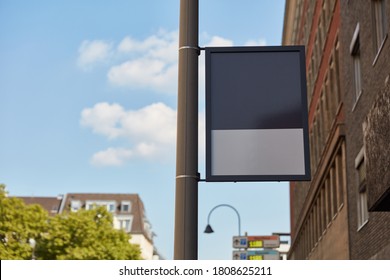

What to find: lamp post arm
left=206, top=204, right=241, bottom=236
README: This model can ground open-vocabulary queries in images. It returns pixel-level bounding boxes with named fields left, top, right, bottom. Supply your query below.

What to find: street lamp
left=204, top=204, right=241, bottom=236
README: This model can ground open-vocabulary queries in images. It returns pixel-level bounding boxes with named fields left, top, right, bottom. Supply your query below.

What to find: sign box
left=232, top=250, right=280, bottom=260
left=206, top=46, right=311, bottom=182
left=233, top=235, right=280, bottom=249
left=247, top=235, right=280, bottom=249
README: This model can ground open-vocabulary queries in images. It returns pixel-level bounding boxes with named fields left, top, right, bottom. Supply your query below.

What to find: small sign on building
left=233, top=235, right=280, bottom=249
left=232, top=250, right=280, bottom=260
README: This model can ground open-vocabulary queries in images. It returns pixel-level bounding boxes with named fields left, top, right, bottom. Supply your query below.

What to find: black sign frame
left=205, top=46, right=311, bottom=182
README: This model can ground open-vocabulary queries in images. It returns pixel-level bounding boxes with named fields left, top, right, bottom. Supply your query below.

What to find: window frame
left=70, top=200, right=81, bottom=212
left=121, top=201, right=131, bottom=213
left=355, top=147, right=369, bottom=230
left=350, top=23, right=363, bottom=107
left=85, top=200, right=117, bottom=213
left=118, top=216, right=133, bottom=233
left=371, top=0, right=388, bottom=63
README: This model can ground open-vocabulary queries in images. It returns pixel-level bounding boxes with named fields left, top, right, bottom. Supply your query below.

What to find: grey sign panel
left=206, top=46, right=311, bottom=182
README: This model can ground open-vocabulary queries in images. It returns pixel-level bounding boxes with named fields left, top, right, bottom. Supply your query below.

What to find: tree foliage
left=0, top=184, right=141, bottom=260
left=0, top=184, right=48, bottom=260
left=37, top=207, right=141, bottom=260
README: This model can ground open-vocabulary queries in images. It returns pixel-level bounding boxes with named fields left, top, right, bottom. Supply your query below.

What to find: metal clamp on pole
left=176, top=174, right=200, bottom=180
left=176, top=173, right=205, bottom=182
left=179, top=45, right=202, bottom=55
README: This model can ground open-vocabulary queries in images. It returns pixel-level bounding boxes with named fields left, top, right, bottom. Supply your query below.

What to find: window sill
left=372, top=34, right=388, bottom=66
left=357, top=219, right=369, bottom=232
left=352, top=90, right=363, bottom=112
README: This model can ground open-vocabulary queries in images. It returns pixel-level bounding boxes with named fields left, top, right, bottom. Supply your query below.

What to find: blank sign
left=206, top=46, right=311, bottom=182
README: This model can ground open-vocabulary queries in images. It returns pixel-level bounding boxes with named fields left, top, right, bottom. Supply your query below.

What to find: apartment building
left=283, top=0, right=390, bottom=259
left=19, top=193, right=160, bottom=260
left=19, top=196, right=63, bottom=216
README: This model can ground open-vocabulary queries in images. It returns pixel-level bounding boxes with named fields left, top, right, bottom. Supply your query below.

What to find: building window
left=333, top=39, right=341, bottom=106
left=143, top=219, right=153, bottom=240
left=119, top=218, right=132, bottom=232
left=336, top=145, right=346, bottom=209
left=121, top=201, right=131, bottom=212
left=355, top=147, right=369, bottom=229
left=51, top=205, right=59, bottom=213
left=350, top=23, right=362, bottom=103
left=108, top=203, right=116, bottom=213
left=85, top=200, right=116, bottom=213
left=320, top=188, right=326, bottom=234
left=372, top=0, right=387, bottom=55
left=70, top=200, right=81, bottom=212
left=352, top=40, right=362, bottom=101
left=86, top=203, right=94, bottom=210
left=353, top=49, right=362, bottom=100
left=325, top=176, right=332, bottom=226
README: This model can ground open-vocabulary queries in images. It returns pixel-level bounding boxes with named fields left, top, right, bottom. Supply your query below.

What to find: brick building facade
left=283, top=0, right=390, bottom=259
left=340, top=0, right=390, bottom=259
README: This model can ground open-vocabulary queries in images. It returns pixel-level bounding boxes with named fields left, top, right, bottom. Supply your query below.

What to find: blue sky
left=0, top=0, right=287, bottom=259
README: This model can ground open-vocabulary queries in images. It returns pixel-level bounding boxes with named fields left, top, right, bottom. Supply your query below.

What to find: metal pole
left=174, top=0, right=199, bottom=260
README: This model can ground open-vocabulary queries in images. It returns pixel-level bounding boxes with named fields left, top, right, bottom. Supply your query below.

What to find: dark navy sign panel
left=205, top=46, right=311, bottom=182
left=210, top=51, right=302, bottom=130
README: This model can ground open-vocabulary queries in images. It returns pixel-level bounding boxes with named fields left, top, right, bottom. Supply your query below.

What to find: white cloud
left=117, top=36, right=144, bottom=53
left=80, top=102, right=177, bottom=143
left=81, top=102, right=177, bottom=166
left=77, top=40, right=113, bottom=70
left=121, top=102, right=176, bottom=144
left=207, top=36, right=234, bottom=47
left=90, top=147, right=133, bottom=166
left=135, top=142, right=157, bottom=158
left=90, top=143, right=159, bottom=166
left=108, top=58, right=177, bottom=93
left=81, top=102, right=207, bottom=166
left=118, top=31, right=178, bottom=63
left=77, top=31, right=268, bottom=95
left=108, top=31, right=235, bottom=94
left=80, top=102, right=125, bottom=139
left=244, top=38, right=267, bottom=46
left=78, top=31, right=234, bottom=166
left=77, top=31, right=239, bottom=94
left=109, top=30, right=178, bottom=94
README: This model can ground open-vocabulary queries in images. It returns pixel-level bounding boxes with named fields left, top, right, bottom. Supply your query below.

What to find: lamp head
left=204, top=224, right=214, bottom=233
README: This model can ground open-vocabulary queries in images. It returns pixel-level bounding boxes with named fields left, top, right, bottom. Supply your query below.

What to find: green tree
left=1, top=184, right=141, bottom=260
left=0, top=184, right=48, bottom=260
left=37, top=206, right=141, bottom=260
